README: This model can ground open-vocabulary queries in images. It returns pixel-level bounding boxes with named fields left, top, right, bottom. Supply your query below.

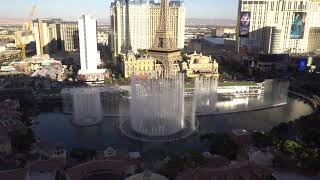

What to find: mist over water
left=129, top=74, right=187, bottom=136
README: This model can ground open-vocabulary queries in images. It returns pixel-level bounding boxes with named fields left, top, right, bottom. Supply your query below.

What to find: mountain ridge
left=186, top=18, right=236, bottom=26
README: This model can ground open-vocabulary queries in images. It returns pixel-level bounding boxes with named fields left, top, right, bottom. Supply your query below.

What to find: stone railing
left=66, top=160, right=132, bottom=180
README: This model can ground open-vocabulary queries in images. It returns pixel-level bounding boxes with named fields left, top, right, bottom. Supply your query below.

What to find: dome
left=126, top=171, right=168, bottom=180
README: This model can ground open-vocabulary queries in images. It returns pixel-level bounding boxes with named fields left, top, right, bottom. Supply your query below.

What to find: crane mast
left=15, top=4, right=37, bottom=73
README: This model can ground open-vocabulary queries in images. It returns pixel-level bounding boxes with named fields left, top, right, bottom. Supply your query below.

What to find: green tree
left=70, top=148, right=96, bottom=161
left=186, top=151, right=207, bottom=167
left=137, top=49, right=148, bottom=55
left=11, top=129, right=35, bottom=153
left=280, top=140, right=302, bottom=155
left=164, top=155, right=185, bottom=179
left=104, top=77, right=113, bottom=85
left=201, top=133, right=239, bottom=160
left=252, top=132, right=273, bottom=148
left=270, top=122, right=292, bottom=139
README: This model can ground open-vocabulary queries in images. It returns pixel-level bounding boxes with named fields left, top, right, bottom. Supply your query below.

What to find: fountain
left=263, top=79, right=290, bottom=105
left=72, top=89, right=103, bottom=126
left=194, top=76, right=218, bottom=113
left=61, top=88, right=103, bottom=126
left=193, top=78, right=290, bottom=114
left=61, top=87, right=126, bottom=123
left=120, top=73, right=197, bottom=142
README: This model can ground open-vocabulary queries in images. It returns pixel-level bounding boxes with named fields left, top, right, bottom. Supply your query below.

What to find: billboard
left=290, top=12, right=307, bottom=39
left=239, top=12, right=251, bottom=37
left=298, top=59, right=307, bottom=72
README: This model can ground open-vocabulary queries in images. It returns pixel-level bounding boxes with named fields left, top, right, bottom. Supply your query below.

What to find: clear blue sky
left=0, top=0, right=238, bottom=21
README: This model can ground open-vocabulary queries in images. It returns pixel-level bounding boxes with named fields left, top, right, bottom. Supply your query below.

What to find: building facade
left=121, top=51, right=219, bottom=78
left=121, top=51, right=157, bottom=78
left=308, top=27, right=320, bottom=52
left=212, top=27, right=236, bottom=38
left=183, top=51, right=219, bottom=78
left=78, top=15, right=107, bottom=82
left=110, top=0, right=185, bottom=55
left=121, top=51, right=181, bottom=78
left=78, top=15, right=99, bottom=71
left=97, top=31, right=109, bottom=46
left=33, top=19, right=61, bottom=56
left=60, top=22, right=79, bottom=52
left=33, top=19, right=80, bottom=55
left=237, top=0, right=320, bottom=54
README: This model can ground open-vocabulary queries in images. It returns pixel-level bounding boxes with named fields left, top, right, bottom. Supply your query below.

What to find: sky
left=0, top=0, right=238, bottom=21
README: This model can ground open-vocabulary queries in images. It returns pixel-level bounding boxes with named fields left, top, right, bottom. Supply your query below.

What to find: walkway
left=273, top=171, right=318, bottom=180
left=289, top=91, right=318, bottom=109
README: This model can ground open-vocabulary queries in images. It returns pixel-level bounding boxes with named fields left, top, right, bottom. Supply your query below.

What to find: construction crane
left=15, top=4, right=37, bottom=73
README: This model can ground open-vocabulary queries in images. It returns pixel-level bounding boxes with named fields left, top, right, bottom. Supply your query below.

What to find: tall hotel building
left=110, top=0, right=185, bottom=55
left=78, top=15, right=100, bottom=72
left=60, top=22, right=79, bottom=52
left=237, top=0, right=320, bottom=54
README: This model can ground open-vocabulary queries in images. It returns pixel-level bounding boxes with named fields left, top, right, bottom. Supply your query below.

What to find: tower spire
left=152, top=0, right=175, bottom=49
left=148, top=0, right=182, bottom=76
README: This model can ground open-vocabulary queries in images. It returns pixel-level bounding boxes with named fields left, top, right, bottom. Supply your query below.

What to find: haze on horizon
left=0, top=0, right=238, bottom=22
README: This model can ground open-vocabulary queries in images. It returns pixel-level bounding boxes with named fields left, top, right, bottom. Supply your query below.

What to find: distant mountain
left=0, top=18, right=236, bottom=26
left=186, top=18, right=236, bottom=26
left=0, top=18, right=26, bottom=25
left=97, top=19, right=110, bottom=25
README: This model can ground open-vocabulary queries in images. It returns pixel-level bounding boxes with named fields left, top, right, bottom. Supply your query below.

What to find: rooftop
left=176, top=161, right=273, bottom=180
left=112, top=0, right=184, bottom=6
left=219, top=81, right=258, bottom=87
left=0, top=50, right=21, bottom=57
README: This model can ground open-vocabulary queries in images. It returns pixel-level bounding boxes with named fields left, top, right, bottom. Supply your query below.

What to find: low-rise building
left=121, top=51, right=219, bottom=78
left=32, top=141, right=66, bottom=160
left=0, top=65, right=16, bottom=72
left=121, top=51, right=180, bottom=78
left=78, top=69, right=108, bottom=83
left=28, top=55, right=62, bottom=71
left=217, top=82, right=264, bottom=97
left=97, top=31, right=108, bottom=46
left=0, top=99, right=26, bottom=133
left=255, top=54, right=290, bottom=74
left=121, top=51, right=158, bottom=78
left=184, top=51, right=219, bottom=78
left=0, top=50, right=21, bottom=65
left=211, top=27, right=236, bottom=39
left=30, top=57, right=66, bottom=81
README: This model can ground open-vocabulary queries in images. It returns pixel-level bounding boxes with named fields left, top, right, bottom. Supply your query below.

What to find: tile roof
left=176, top=161, right=273, bottom=180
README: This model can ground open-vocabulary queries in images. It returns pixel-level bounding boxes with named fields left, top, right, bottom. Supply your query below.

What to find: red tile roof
left=0, top=168, right=27, bottom=180
left=66, top=160, right=135, bottom=180
left=176, top=161, right=273, bottom=180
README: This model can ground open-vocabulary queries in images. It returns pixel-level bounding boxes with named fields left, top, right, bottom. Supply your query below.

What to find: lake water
left=34, top=97, right=313, bottom=152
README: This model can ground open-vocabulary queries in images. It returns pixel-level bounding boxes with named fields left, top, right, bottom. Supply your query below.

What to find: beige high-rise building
left=33, top=19, right=80, bottom=55
left=110, top=0, right=185, bottom=55
left=237, top=0, right=320, bottom=54
left=60, top=22, right=79, bottom=52
left=33, top=19, right=61, bottom=56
